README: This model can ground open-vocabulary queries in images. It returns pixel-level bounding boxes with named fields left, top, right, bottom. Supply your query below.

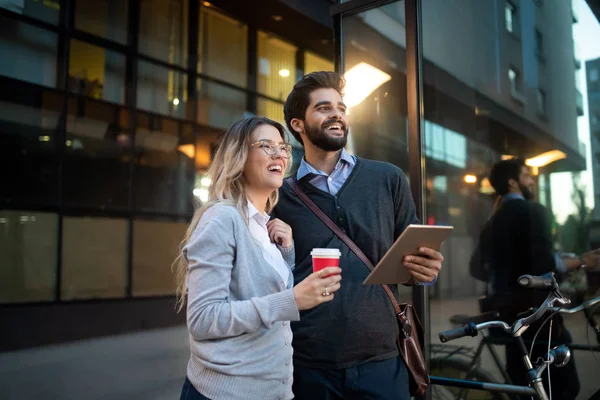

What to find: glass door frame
left=331, top=1, right=430, bottom=397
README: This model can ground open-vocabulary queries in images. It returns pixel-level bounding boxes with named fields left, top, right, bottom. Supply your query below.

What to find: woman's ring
left=322, top=287, right=330, bottom=296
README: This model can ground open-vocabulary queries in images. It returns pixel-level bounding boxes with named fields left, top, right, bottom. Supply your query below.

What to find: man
left=476, top=158, right=600, bottom=399
left=271, top=71, right=443, bottom=399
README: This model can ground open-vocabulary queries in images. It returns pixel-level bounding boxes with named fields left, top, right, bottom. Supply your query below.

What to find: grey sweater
left=183, top=203, right=299, bottom=400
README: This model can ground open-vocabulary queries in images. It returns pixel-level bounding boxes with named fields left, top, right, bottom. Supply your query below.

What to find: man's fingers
left=403, top=256, right=441, bottom=272
left=417, top=247, right=444, bottom=261
left=404, top=262, right=437, bottom=280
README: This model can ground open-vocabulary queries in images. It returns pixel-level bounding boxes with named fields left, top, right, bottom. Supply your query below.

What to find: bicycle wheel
left=430, top=355, right=508, bottom=400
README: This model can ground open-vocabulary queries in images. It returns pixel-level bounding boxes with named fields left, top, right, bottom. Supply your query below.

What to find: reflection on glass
left=133, top=114, right=195, bottom=214
left=0, top=211, right=57, bottom=303
left=197, top=78, right=247, bottom=129
left=69, top=40, right=125, bottom=104
left=137, top=60, right=188, bottom=118
left=139, top=0, right=189, bottom=66
left=74, top=0, right=128, bottom=44
left=132, top=219, right=187, bottom=296
left=61, top=216, right=127, bottom=300
left=342, top=7, right=409, bottom=173
left=257, top=31, right=296, bottom=101
left=341, top=5, right=410, bottom=300
left=305, top=51, right=334, bottom=74
left=199, top=6, right=247, bottom=88
left=0, top=84, right=62, bottom=205
left=421, top=1, right=595, bottom=396
left=0, top=0, right=59, bottom=25
left=63, top=96, right=131, bottom=209
left=0, top=20, right=57, bottom=88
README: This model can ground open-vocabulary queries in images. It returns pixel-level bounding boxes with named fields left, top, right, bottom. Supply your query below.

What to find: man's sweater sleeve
left=184, top=212, right=299, bottom=342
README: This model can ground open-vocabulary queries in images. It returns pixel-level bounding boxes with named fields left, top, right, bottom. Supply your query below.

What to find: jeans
left=180, top=377, right=211, bottom=400
left=292, top=356, right=410, bottom=400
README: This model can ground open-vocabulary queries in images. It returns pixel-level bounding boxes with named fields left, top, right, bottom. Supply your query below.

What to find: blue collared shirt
left=296, top=149, right=435, bottom=286
left=296, top=148, right=357, bottom=196
left=501, top=192, right=566, bottom=274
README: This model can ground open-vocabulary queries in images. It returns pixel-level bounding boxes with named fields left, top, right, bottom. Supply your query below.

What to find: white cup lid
left=311, top=248, right=341, bottom=257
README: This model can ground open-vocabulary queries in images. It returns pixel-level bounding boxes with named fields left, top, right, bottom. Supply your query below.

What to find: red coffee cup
left=311, top=248, right=341, bottom=277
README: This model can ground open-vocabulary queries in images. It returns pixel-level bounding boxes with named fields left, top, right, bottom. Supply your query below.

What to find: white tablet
left=363, top=224, right=454, bottom=285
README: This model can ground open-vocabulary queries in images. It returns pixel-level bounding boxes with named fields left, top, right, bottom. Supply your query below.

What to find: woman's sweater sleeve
left=184, top=212, right=299, bottom=341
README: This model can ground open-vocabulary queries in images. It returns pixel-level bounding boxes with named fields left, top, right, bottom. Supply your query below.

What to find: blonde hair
left=173, top=117, right=289, bottom=312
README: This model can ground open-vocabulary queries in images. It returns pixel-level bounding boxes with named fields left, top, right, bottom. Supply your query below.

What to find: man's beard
left=304, top=118, right=348, bottom=152
left=520, top=183, right=535, bottom=200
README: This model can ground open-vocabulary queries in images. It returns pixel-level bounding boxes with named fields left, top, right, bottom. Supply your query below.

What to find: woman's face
left=243, top=124, right=289, bottom=193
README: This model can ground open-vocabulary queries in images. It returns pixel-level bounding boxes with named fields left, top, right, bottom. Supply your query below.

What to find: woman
left=173, top=117, right=342, bottom=400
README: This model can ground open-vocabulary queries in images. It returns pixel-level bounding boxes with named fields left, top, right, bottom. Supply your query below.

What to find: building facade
left=0, top=0, right=592, bottom=354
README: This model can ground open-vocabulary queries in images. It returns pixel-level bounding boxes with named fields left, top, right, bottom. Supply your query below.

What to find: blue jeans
left=180, top=377, right=211, bottom=400
left=292, top=356, right=410, bottom=400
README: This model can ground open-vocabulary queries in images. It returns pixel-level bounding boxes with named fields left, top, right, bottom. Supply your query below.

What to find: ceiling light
left=279, top=69, right=290, bottom=77
left=178, top=144, right=195, bottom=158
left=202, top=1, right=212, bottom=7
left=173, top=98, right=180, bottom=106
left=525, top=150, right=566, bottom=168
left=272, top=15, right=283, bottom=22
left=343, top=62, right=391, bottom=108
left=464, top=174, right=477, bottom=184
left=479, top=177, right=495, bottom=194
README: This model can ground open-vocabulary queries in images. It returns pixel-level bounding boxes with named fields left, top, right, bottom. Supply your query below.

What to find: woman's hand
left=293, top=267, right=342, bottom=311
left=267, top=218, right=293, bottom=248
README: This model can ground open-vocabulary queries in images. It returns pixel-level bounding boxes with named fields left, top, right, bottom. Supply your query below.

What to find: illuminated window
left=505, top=2, right=517, bottom=33
left=68, top=40, right=125, bottom=104
left=199, top=7, right=247, bottom=88
left=305, top=51, right=334, bottom=74
left=139, top=0, right=189, bottom=66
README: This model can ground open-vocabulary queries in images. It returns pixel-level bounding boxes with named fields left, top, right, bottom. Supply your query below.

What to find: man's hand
left=403, top=247, right=444, bottom=283
left=582, top=248, right=600, bottom=269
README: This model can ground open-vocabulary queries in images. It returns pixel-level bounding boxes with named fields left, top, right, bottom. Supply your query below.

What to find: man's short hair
left=283, top=71, right=345, bottom=145
left=488, top=158, right=526, bottom=196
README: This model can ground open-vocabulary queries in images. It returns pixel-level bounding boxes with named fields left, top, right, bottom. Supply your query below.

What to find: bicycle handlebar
left=439, top=272, right=570, bottom=343
left=550, top=294, right=600, bottom=314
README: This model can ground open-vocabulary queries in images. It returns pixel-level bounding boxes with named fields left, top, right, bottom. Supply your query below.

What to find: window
left=132, top=219, right=188, bottom=296
left=61, top=216, right=128, bottom=300
left=137, top=60, right=189, bottom=119
left=197, top=78, right=248, bottom=129
left=63, top=96, right=131, bottom=209
left=68, top=40, right=125, bottom=104
left=139, top=0, right=189, bottom=66
left=536, top=89, right=546, bottom=115
left=591, top=68, right=599, bottom=82
left=305, top=51, right=334, bottom=75
left=0, top=0, right=59, bottom=25
left=0, top=20, right=58, bottom=88
left=74, top=0, right=128, bottom=44
left=132, top=115, right=195, bottom=214
left=0, top=211, right=58, bottom=303
left=199, top=6, right=248, bottom=88
left=535, top=29, right=543, bottom=58
left=257, top=31, right=297, bottom=101
left=508, top=67, right=522, bottom=98
left=505, top=2, right=517, bottom=33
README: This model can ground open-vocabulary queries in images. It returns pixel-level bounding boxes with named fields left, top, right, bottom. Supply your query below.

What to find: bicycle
left=429, top=272, right=600, bottom=400
left=429, top=293, right=600, bottom=400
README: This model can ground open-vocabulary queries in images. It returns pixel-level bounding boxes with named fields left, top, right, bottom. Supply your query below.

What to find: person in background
left=474, top=158, right=600, bottom=399
left=173, top=116, right=342, bottom=400
left=272, top=71, right=444, bottom=400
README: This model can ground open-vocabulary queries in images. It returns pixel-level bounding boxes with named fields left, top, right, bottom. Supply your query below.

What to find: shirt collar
left=296, top=148, right=356, bottom=181
left=501, top=192, right=525, bottom=204
left=247, top=201, right=270, bottom=226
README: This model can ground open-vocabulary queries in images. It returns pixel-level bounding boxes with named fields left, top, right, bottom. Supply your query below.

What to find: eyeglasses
left=249, top=140, right=293, bottom=159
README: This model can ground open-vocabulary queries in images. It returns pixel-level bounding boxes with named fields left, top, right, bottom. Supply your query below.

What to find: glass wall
left=340, top=2, right=411, bottom=302
left=420, top=0, right=596, bottom=398
left=0, top=1, right=335, bottom=305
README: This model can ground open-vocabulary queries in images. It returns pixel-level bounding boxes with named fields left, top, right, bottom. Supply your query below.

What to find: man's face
left=297, top=88, right=349, bottom=152
left=517, top=165, right=535, bottom=200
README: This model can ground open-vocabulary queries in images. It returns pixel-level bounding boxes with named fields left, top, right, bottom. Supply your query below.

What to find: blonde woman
left=174, top=117, right=342, bottom=400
